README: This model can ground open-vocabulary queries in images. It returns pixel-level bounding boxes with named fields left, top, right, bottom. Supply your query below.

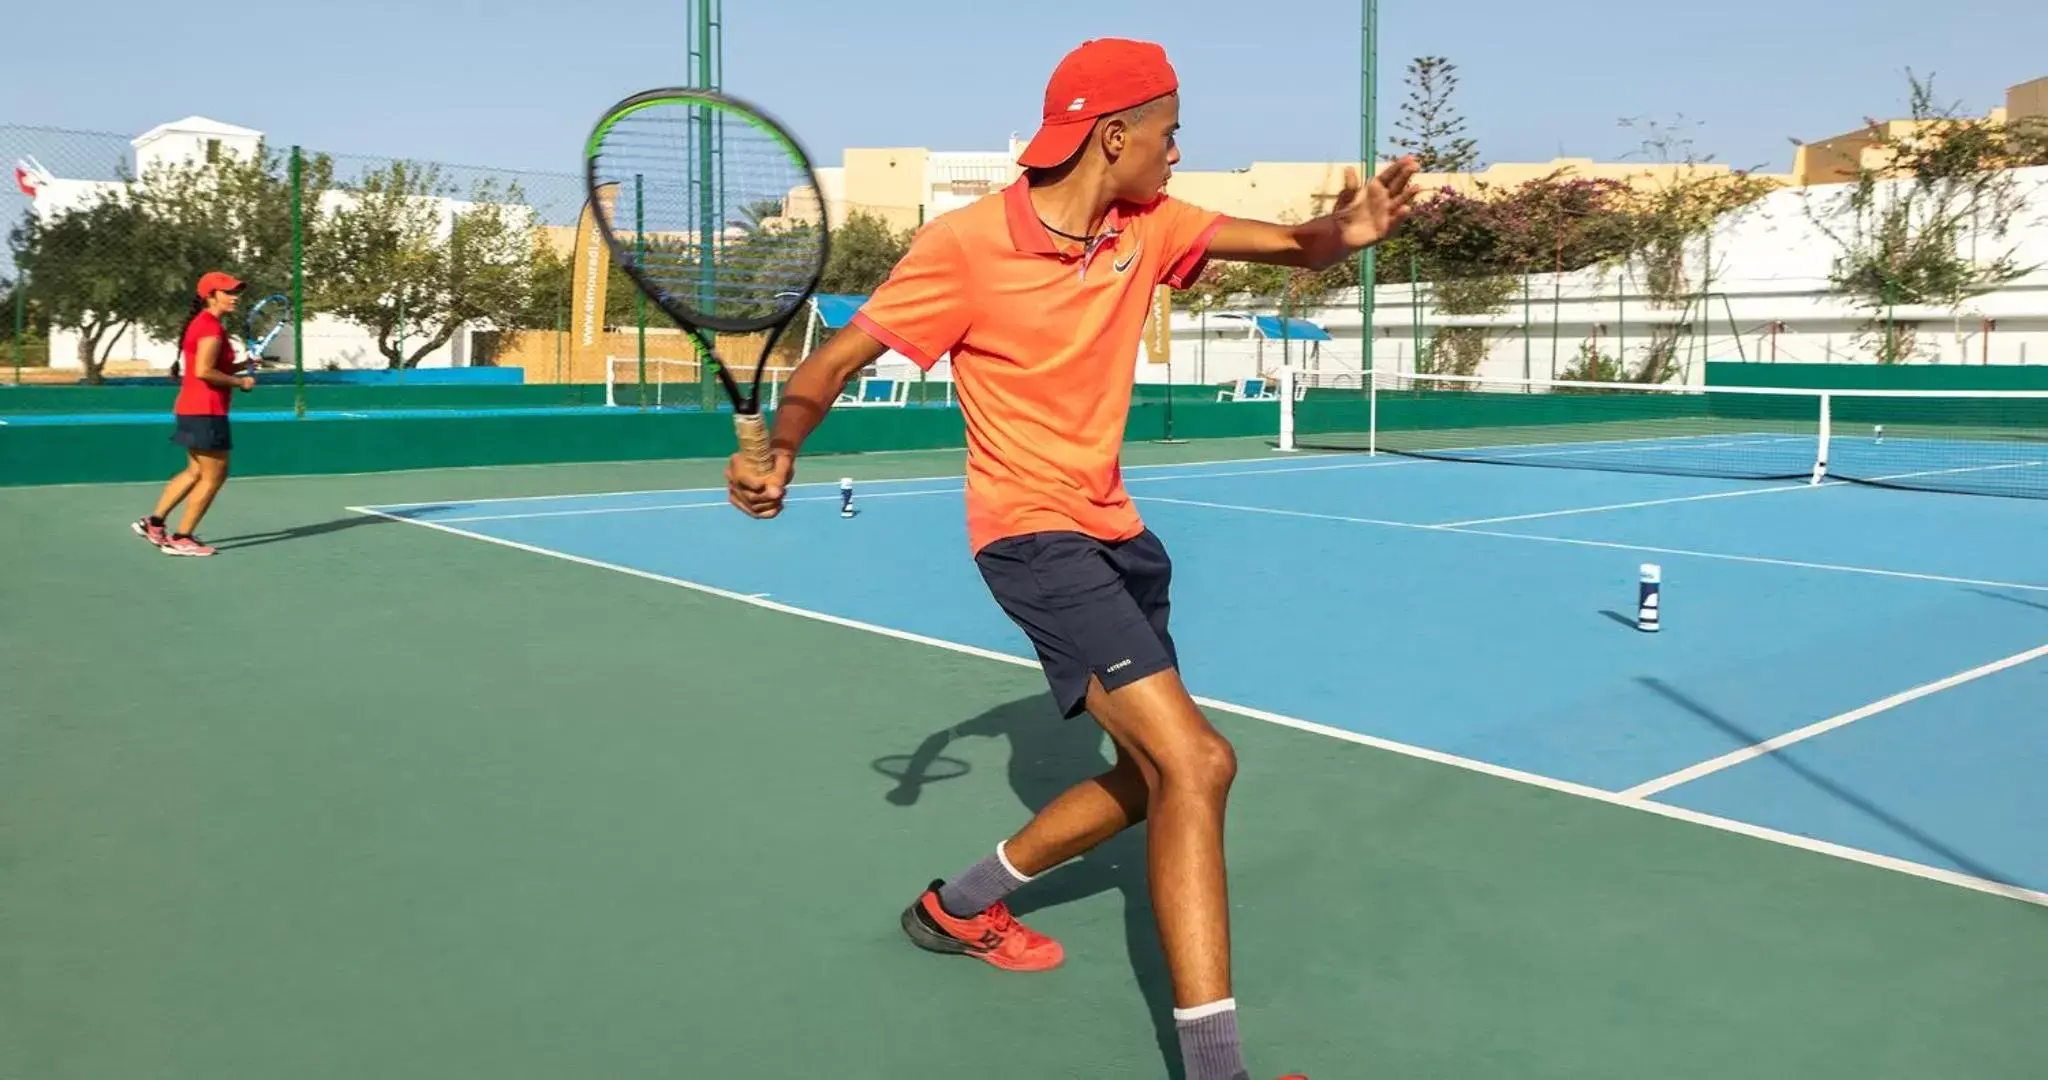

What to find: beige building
left=812, top=138, right=1785, bottom=233
left=1791, top=76, right=2047, bottom=185
left=807, top=75, right=2045, bottom=231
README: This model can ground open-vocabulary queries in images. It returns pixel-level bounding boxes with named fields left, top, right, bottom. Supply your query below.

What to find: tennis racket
left=583, top=88, right=829, bottom=475
left=243, top=293, right=290, bottom=372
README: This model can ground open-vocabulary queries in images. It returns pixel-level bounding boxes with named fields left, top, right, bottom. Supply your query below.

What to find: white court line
left=345, top=503, right=2048, bottom=909
left=1136, top=494, right=2048, bottom=594
left=1621, top=641, right=2048, bottom=800
left=391, top=457, right=1429, bottom=524
left=428, top=486, right=957, bottom=524
left=1411, top=432, right=1808, bottom=465
left=1512, top=434, right=1810, bottom=460
left=364, top=451, right=1356, bottom=511
left=1435, top=480, right=1834, bottom=528
left=1864, top=459, right=2048, bottom=483
left=1446, top=524, right=2048, bottom=594
left=1429, top=451, right=2048, bottom=529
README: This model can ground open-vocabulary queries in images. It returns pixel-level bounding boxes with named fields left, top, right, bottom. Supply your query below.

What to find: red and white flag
left=14, top=156, right=53, bottom=198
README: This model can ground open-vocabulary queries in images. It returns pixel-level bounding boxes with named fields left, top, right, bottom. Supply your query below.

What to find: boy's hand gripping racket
left=583, top=88, right=829, bottom=475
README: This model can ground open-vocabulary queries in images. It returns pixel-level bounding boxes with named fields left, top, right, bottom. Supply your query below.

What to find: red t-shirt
left=173, top=311, right=237, bottom=416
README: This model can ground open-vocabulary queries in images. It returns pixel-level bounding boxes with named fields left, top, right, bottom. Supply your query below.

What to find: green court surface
left=4, top=442, right=2045, bottom=1080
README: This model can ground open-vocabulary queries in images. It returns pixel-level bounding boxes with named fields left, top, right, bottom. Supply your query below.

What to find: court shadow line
left=877, top=696, right=1181, bottom=1077
left=1637, top=676, right=2028, bottom=892
left=207, top=512, right=400, bottom=551
left=1968, top=587, right=2048, bottom=615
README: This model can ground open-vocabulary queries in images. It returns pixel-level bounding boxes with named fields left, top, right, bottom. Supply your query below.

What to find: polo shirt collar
left=1002, top=176, right=1130, bottom=256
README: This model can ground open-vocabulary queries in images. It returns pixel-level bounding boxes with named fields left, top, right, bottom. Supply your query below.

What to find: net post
left=604, top=356, right=618, bottom=408
left=1277, top=365, right=1297, bottom=453
left=1811, top=391, right=1831, bottom=485
left=1368, top=364, right=1378, bottom=456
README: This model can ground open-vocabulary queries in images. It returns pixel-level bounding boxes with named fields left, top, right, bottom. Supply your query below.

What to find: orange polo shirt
left=852, top=179, right=1223, bottom=554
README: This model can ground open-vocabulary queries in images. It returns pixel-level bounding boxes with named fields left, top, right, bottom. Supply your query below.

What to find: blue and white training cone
left=840, top=477, right=856, bottom=518
left=1637, top=563, right=1662, bottom=632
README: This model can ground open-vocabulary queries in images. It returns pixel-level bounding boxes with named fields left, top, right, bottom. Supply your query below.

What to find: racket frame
left=583, top=87, right=829, bottom=473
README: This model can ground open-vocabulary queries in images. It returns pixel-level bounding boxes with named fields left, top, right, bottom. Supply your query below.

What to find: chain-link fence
left=0, top=119, right=969, bottom=416
left=16, top=117, right=2039, bottom=409
left=3, top=122, right=590, bottom=392
left=0, top=120, right=992, bottom=406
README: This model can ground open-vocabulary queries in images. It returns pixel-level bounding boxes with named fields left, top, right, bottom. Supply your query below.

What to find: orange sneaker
left=899, top=879, right=1064, bottom=972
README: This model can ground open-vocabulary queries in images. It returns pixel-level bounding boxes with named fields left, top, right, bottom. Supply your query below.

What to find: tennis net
left=1277, top=369, right=2048, bottom=500
left=604, top=355, right=796, bottom=410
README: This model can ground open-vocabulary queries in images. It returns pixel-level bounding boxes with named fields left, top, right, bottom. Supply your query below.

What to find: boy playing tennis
left=729, top=38, right=1417, bottom=1080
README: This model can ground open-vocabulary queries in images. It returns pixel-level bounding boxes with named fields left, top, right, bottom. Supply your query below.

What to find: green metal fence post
left=11, top=282, right=24, bottom=386
left=1617, top=272, right=1626, bottom=376
left=1522, top=270, right=1532, bottom=381
left=634, top=173, right=647, bottom=407
left=290, top=145, right=306, bottom=418
left=1410, top=250, right=1423, bottom=371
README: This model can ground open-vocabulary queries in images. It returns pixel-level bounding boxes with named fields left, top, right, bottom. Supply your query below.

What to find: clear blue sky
left=2, top=0, right=2041, bottom=178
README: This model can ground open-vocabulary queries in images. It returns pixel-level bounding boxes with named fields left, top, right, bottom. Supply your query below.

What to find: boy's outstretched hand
left=1332, top=156, right=1422, bottom=251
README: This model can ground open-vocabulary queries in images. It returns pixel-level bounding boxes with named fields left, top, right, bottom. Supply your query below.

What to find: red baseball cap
left=1016, top=38, right=1179, bottom=169
left=195, top=270, right=244, bottom=299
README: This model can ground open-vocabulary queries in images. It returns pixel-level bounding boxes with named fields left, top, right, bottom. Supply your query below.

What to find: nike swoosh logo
left=1114, top=248, right=1139, bottom=274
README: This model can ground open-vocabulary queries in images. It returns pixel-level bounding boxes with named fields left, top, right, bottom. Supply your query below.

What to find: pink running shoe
left=160, top=534, right=217, bottom=557
left=131, top=517, right=167, bottom=547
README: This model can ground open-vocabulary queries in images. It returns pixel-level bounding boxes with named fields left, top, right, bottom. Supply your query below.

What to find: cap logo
left=1066, top=97, right=1087, bottom=112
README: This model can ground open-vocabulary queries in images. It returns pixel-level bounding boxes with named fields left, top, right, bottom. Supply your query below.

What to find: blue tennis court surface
left=358, top=446, right=2048, bottom=903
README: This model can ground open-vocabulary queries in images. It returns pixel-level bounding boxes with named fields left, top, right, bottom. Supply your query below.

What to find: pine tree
left=1391, top=56, right=1480, bottom=173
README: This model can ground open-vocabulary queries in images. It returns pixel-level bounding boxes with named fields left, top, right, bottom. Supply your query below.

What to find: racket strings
left=592, top=103, right=825, bottom=328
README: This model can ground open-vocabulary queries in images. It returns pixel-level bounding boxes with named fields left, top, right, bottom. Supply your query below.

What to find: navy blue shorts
left=974, top=529, right=1179, bottom=719
left=171, top=415, right=232, bottom=452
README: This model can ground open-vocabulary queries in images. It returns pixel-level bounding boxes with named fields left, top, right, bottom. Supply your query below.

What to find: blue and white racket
left=243, top=293, right=291, bottom=371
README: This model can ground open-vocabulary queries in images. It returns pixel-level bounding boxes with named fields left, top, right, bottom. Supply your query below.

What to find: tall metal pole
left=690, top=0, right=723, bottom=411
left=1358, top=0, right=1378, bottom=390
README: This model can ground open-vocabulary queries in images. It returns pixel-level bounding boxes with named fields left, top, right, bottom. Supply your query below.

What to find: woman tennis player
left=730, top=39, right=1417, bottom=1080
left=134, top=271, right=255, bottom=557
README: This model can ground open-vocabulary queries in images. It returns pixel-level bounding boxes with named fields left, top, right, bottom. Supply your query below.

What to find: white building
left=27, top=116, right=511, bottom=373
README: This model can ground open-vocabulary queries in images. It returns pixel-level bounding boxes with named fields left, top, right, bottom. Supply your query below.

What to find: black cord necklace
left=1038, top=217, right=1097, bottom=243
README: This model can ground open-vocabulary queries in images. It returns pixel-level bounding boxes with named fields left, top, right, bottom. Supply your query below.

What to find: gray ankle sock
left=1175, top=1000, right=1250, bottom=1080
left=936, top=842, right=1031, bottom=918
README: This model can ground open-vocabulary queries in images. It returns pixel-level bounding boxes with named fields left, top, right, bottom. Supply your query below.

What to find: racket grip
left=733, top=411, right=774, bottom=476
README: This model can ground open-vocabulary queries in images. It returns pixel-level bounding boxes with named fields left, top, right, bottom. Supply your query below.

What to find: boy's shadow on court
left=875, top=696, right=1182, bottom=1076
